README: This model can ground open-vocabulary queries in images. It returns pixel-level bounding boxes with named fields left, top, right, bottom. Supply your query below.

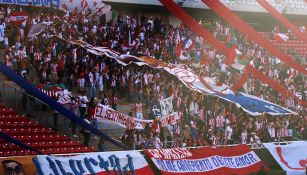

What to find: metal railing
left=0, top=77, right=125, bottom=151
left=0, top=78, right=74, bottom=137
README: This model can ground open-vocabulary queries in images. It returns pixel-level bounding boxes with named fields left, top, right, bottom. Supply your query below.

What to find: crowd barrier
left=1, top=141, right=306, bottom=175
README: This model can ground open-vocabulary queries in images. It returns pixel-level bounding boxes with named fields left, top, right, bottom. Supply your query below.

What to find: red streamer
left=234, top=65, right=307, bottom=106
left=202, top=0, right=306, bottom=75
left=160, top=0, right=306, bottom=106
left=159, top=0, right=231, bottom=57
left=226, top=45, right=237, bottom=65
left=257, top=0, right=307, bottom=44
left=232, top=68, right=249, bottom=92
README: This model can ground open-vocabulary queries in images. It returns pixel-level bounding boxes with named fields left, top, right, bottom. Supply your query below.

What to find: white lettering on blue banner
left=152, top=152, right=261, bottom=173
left=0, top=0, right=60, bottom=8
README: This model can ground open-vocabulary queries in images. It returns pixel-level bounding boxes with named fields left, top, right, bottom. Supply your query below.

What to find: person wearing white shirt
left=72, top=48, right=77, bottom=63
left=89, top=70, right=95, bottom=98
left=140, top=31, right=145, bottom=43
left=4, top=37, right=8, bottom=48
left=153, top=133, right=162, bottom=149
left=225, top=124, right=233, bottom=144
left=143, top=72, right=149, bottom=85
left=79, top=91, right=88, bottom=119
left=220, top=63, right=226, bottom=72
left=148, top=71, right=153, bottom=84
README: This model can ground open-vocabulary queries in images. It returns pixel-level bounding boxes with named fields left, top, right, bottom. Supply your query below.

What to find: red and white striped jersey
left=216, top=115, right=225, bottom=128
left=209, top=117, right=215, bottom=127
left=135, top=103, right=142, bottom=113
left=34, top=52, right=42, bottom=61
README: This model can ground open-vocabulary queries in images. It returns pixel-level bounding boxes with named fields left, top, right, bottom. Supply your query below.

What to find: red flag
left=176, top=42, right=182, bottom=58
left=226, top=45, right=236, bottom=66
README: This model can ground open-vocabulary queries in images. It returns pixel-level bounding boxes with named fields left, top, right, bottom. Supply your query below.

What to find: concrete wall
left=104, top=0, right=307, bottom=15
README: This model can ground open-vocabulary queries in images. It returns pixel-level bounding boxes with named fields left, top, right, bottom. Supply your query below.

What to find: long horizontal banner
left=0, top=0, right=105, bottom=13
left=0, top=0, right=60, bottom=8
left=95, top=104, right=180, bottom=130
left=54, top=36, right=296, bottom=116
left=34, top=151, right=154, bottom=175
left=263, top=141, right=307, bottom=175
left=144, top=145, right=263, bottom=175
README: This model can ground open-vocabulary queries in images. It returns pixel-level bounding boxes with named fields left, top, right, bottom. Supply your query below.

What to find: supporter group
left=1, top=4, right=306, bottom=151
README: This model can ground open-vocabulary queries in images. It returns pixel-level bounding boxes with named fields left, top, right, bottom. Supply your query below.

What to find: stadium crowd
left=1, top=5, right=306, bottom=150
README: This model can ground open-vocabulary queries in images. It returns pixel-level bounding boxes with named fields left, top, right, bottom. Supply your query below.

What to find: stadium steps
left=0, top=104, right=96, bottom=157
left=259, top=32, right=307, bottom=56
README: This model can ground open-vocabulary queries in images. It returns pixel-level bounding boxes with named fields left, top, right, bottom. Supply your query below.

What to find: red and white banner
left=9, top=12, right=28, bottom=26
left=144, top=145, right=262, bottom=175
left=35, top=151, right=154, bottom=175
left=55, top=36, right=297, bottom=116
left=163, top=66, right=230, bottom=95
left=37, top=86, right=72, bottom=104
left=95, top=104, right=180, bottom=130
left=263, top=141, right=307, bottom=175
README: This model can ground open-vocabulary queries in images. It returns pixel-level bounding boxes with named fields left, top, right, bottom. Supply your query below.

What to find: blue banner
left=0, top=0, right=60, bottom=8
left=219, top=92, right=296, bottom=116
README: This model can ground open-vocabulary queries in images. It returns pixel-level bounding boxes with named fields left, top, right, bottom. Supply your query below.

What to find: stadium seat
left=0, top=104, right=96, bottom=156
